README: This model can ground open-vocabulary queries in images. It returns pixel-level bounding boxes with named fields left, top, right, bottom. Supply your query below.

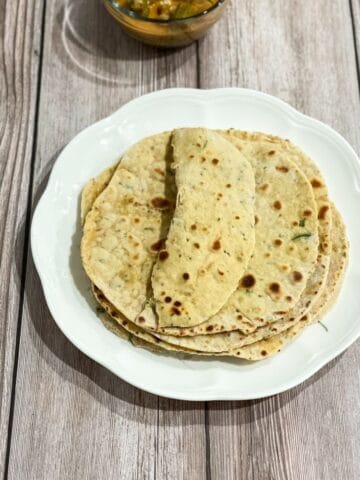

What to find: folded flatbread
left=149, top=128, right=256, bottom=328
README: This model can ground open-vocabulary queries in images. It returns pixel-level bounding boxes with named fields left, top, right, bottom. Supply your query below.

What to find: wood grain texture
left=0, top=1, right=44, bottom=477
left=200, top=0, right=360, bottom=150
left=6, top=1, right=205, bottom=480
left=199, top=1, right=360, bottom=479
left=2, top=0, right=360, bottom=478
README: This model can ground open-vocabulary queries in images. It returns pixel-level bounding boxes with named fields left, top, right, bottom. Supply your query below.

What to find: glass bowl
left=103, top=0, right=228, bottom=48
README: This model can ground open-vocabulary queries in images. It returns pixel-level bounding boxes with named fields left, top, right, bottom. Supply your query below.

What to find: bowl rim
left=104, top=0, right=227, bottom=24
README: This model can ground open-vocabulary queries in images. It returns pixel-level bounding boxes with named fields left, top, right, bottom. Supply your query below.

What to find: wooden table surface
left=1, top=1, right=360, bottom=479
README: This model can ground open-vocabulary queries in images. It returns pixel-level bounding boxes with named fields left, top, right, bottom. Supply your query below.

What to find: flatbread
left=137, top=132, right=320, bottom=334
left=227, top=204, right=348, bottom=360
left=85, top=182, right=344, bottom=361
left=81, top=130, right=327, bottom=340
left=81, top=163, right=118, bottom=225
left=94, top=204, right=346, bottom=360
left=93, top=285, right=197, bottom=354
left=148, top=128, right=256, bottom=328
left=148, top=254, right=327, bottom=352
left=304, top=203, right=348, bottom=320
left=152, top=130, right=333, bottom=337
left=218, top=134, right=319, bottom=321
left=223, top=130, right=332, bottom=256
left=82, top=125, right=346, bottom=360
left=81, top=132, right=177, bottom=321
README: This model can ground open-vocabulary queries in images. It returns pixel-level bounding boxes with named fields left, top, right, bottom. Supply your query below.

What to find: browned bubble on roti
left=318, top=205, right=330, bottom=220
left=240, top=274, right=256, bottom=288
left=212, top=239, right=222, bottom=250
left=276, top=165, right=289, bottom=173
left=151, top=197, right=172, bottom=209
left=151, top=239, right=166, bottom=252
left=159, top=251, right=169, bottom=261
left=311, top=179, right=323, bottom=188
left=292, top=271, right=303, bottom=282
left=267, top=282, right=282, bottom=302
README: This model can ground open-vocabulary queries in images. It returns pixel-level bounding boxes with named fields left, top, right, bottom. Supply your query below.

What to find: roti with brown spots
left=93, top=204, right=346, bottom=361
left=81, top=132, right=177, bottom=322
left=147, top=128, right=256, bottom=328
left=81, top=163, right=118, bottom=226
left=135, top=132, right=321, bottom=334
left=80, top=129, right=346, bottom=361
left=226, top=204, right=347, bottom=360
left=81, top=130, right=327, bottom=340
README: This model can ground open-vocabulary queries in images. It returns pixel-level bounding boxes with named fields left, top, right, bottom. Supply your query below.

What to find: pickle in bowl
left=103, top=0, right=228, bottom=48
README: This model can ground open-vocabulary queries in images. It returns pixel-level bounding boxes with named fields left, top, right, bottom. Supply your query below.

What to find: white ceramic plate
left=31, top=88, right=360, bottom=400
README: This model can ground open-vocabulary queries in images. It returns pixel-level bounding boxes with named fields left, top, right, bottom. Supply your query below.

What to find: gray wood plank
left=0, top=1, right=44, bottom=477
left=6, top=1, right=206, bottom=479
left=199, top=1, right=360, bottom=479
left=6, top=0, right=360, bottom=478
left=200, top=0, right=360, bottom=148
left=351, top=0, right=360, bottom=69
left=156, top=399, right=206, bottom=479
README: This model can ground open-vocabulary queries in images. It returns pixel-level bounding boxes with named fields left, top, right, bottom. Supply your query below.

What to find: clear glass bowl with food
left=103, top=0, right=228, bottom=48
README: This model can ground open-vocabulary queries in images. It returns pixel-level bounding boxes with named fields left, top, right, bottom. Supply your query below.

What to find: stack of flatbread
left=80, top=128, right=348, bottom=360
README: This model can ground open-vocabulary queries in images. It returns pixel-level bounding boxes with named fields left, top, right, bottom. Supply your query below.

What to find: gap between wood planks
left=349, top=0, right=360, bottom=93
left=3, top=2, right=48, bottom=479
